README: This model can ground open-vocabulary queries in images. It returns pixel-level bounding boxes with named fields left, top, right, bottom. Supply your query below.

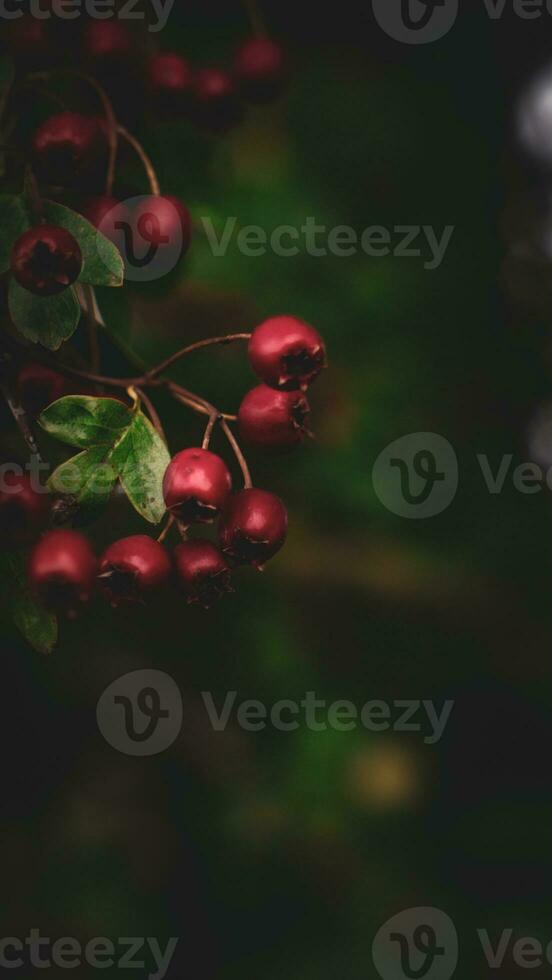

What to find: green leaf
left=8, top=279, right=81, bottom=350
left=39, top=396, right=132, bottom=448
left=39, top=396, right=170, bottom=525
left=0, top=552, right=58, bottom=655
left=42, top=200, right=124, bottom=288
left=109, top=411, right=170, bottom=524
left=48, top=446, right=118, bottom=520
left=0, top=195, right=30, bottom=275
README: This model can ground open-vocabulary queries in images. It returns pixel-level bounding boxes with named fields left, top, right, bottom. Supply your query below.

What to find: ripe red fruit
left=219, top=488, right=288, bottom=567
left=248, top=316, right=327, bottom=390
left=17, top=363, right=67, bottom=417
left=192, top=68, right=243, bottom=133
left=11, top=225, right=82, bottom=297
left=32, top=112, right=105, bottom=186
left=0, top=472, right=50, bottom=550
left=29, top=529, right=97, bottom=613
left=163, top=448, right=232, bottom=524
left=133, top=195, right=193, bottom=257
left=98, top=535, right=171, bottom=607
left=174, top=540, right=232, bottom=607
left=83, top=20, right=133, bottom=64
left=238, top=385, right=311, bottom=449
left=148, top=52, right=193, bottom=114
left=234, top=38, right=287, bottom=104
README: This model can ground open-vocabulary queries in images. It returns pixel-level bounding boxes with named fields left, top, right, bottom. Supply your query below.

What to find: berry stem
left=157, top=514, right=174, bottom=544
left=144, top=333, right=252, bottom=380
left=221, top=418, right=253, bottom=489
left=0, top=353, right=42, bottom=462
left=117, top=125, right=161, bottom=196
left=242, top=0, right=268, bottom=37
left=23, top=165, right=44, bottom=223
left=135, top=385, right=167, bottom=444
left=202, top=411, right=220, bottom=450
left=81, top=284, right=100, bottom=373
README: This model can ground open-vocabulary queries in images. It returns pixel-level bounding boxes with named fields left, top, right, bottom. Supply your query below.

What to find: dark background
left=2, top=1, right=552, bottom=976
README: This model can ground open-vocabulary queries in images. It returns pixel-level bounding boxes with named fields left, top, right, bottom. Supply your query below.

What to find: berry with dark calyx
left=163, top=448, right=232, bottom=524
left=98, top=535, right=171, bottom=607
left=148, top=52, right=193, bottom=115
left=28, top=529, right=97, bottom=613
left=133, top=195, right=193, bottom=258
left=32, top=112, right=105, bottom=187
left=17, top=362, right=67, bottom=417
left=234, top=38, right=287, bottom=104
left=192, top=68, right=244, bottom=133
left=0, top=472, right=50, bottom=550
left=248, top=316, right=327, bottom=391
left=219, top=488, right=287, bottom=568
left=174, top=540, right=232, bottom=608
left=238, top=384, right=311, bottom=449
left=11, top=225, right=82, bottom=297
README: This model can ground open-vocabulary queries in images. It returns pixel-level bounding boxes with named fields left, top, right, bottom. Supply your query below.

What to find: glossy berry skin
left=248, top=316, right=327, bottom=391
left=133, top=195, right=192, bottom=257
left=192, top=68, right=244, bottom=133
left=32, top=112, right=105, bottom=186
left=234, top=38, right=287, bottom=104
left=148, top=52, right=193, bottom=114
left=98, top=535, right=171, bottom=607
left=17, top=362, right=67, bottom=417
left=239, top=384, right=311, bottom=449
left=11, top=225, right=82, bottom=297
left=0, top=472, right=50, bottom=550
left=174, top=540, right=232, bottom=607
left=29, top=530, right=97, bottom=613
left=219, top=488, right=288, bottom=567
left=163, top=448, right=232, bottom=524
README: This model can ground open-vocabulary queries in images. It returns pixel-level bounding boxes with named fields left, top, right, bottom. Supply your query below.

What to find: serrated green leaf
left=42, top=200, right=124, bottom=288
left=8, top=279, right=81, bottom=350
left=39, top=396, right=132, bottom=448
left=40, top=396, right=169, bottom=525
left=0, top=552, right=58, bottom=655
left=0, top=195, right=30, bottom=275
left=109, top=411, right=170, bottom=524
left=48, top=446, right=118, bottom=520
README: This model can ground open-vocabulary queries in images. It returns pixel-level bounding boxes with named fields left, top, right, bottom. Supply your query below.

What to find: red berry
left=32, top=112, right=105, bottom=187
left=11, top=225, right=82, bottom=297
left=192, top=68, right=244, bottom=133
left=174, top=540, right=232, bottom=607
left=163, top=448, right=232, bottom=524
left=239, top=384, right=311, bottom=449
left=83, top=20, right=133, bottom=64
left=28, top=529, right=97, bottom=612
left=148, top=52, right=193, bottom=114
left=219, top=488, right=287, bottom=567
left=17, top=363, right=67, bottom=417
left=98, top=535, right=171, bottom=607
left=234, top=38, right=287, bottom=104
left=133, top=195, right=192, bottom=257
left=248, top=316, right=327, bottom=391
left=0, top=472, right=50, bottom=550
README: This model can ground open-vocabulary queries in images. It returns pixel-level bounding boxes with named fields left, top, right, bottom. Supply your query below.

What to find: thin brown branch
left=81, top=285, right=100, bottom=373
left=221, top=418, right=253, bottom=489
left=135, top=386, right=167, bottom=444
left=145, top=333, right=251, bottom=381
left=117, top=125, right=160, bottom=196
left=202, top=411, right=220, bottom=450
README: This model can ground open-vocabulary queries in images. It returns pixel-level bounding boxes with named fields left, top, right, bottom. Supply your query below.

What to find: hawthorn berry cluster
left=16, top=316, right=326, bottom=612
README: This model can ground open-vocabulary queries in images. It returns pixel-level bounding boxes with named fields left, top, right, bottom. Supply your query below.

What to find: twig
left=157, top=514, right=174, bottom=544
left=135, top=386, right=167, bottom=444
left=81, top=284, right=100, bottom=373
left=117, top=125, right=160, bottom=196
left=221, top=418, right=252, bottom=488
left=202, top=411, right=220, bottom=450
left=144, top=333, right=251, bottom=381
left=0, top=357, right=42, bottom=461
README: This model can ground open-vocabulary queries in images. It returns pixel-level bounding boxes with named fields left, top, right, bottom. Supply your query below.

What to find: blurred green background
left=2, top=2, right=552, bottom=977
